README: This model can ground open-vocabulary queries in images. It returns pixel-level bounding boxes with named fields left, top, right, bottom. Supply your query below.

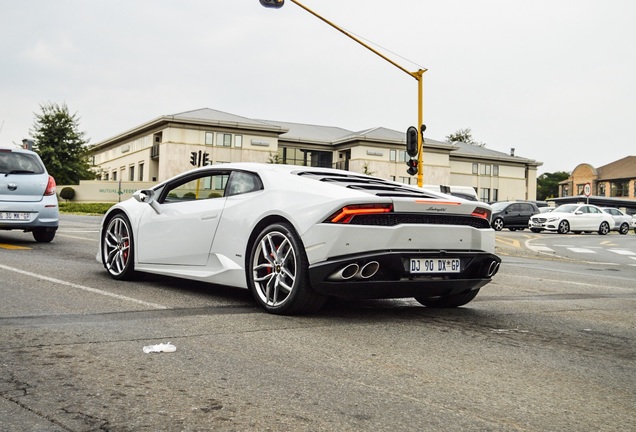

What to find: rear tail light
left=326, top=203, right=393, bottom=224
left=44, top=175, right=57, bottom=196
left=471, top=206, right=492, bottom=222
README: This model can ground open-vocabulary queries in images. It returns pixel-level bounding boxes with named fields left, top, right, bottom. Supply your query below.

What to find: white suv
left=0, top=147, right=59, bottom=242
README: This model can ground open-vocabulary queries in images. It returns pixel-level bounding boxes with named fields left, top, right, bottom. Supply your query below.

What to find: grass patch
left=59, top=202, right=115, bottom=215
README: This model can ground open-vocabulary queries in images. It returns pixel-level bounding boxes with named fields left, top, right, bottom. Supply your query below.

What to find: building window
left=480, top=188, right=490, bottom=202
left=577, top=184, right=584, bottom=195
left=104, top=173, right=109, bottom=181
left=492, top=189, right=499, bottom=202
left=280, top=147, right=332, bottom=167
left=480, top=164, right=491, bottom=176
left=390, top=149, right=397, bottom=161
left=562, top=185, right=569, bottom=197
left=610, top=181, right=629, bottom=197
left=129, top=166, right=135, bottom=181
left=235, top=135, right=243, bottom=148
left=138, top=163, right=144, bottom=181
left=597, top=183, right=606, bottom=196
left=112, top=171, right=117, bottom=181
left=223, top=134, right=232, bottom=147
left=472, top=163, right=478, bottom=174
left=205, top=132, right=214, bottom=145
left=493, top=165, right=499, bottom=176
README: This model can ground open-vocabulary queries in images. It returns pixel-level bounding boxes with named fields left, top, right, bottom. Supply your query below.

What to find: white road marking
left=0, top=264, right=168, bottom=310
left=568, top=248, right=596, bottom=254
left=608, top=249, right=636, bottom=256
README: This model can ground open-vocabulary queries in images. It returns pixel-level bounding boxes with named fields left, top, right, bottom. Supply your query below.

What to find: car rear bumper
left=308, top=250, right=501, bottom=299
left=0, top=200, right=59, bottom=231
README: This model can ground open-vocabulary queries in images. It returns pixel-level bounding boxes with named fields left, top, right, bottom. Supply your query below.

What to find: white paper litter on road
left=143, top=342, right=177, bottom=353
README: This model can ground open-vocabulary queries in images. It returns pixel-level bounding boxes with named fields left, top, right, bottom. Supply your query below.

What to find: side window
left=226, top=171, right=263, bottom=196
left=508, top=204, right=520, bottom=212
left=162, top=172, right=229, bottom=203
left=588, top=207, right=600, bottom=214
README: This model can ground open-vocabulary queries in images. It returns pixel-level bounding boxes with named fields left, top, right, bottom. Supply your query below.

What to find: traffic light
left=406, top=126, right=418, bottom=157
left=202, top=152, right=210, bottom=166
left=189, top=151, right=198, bottom=166
left=259, top=0, right=284, bottom=8
left=406, top=158, right=418, bottom=176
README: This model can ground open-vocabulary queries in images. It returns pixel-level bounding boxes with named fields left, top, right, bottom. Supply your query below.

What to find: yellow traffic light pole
left=261, top=0, right=427, bottom=186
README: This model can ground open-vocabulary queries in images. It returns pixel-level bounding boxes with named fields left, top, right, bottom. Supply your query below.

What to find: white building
left=89, top=108, right=541, bottom=201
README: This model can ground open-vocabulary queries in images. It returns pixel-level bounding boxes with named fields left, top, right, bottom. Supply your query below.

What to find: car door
left=585, top=206, right=606, bottom=230
left=136, top=171, right=230, bottom=266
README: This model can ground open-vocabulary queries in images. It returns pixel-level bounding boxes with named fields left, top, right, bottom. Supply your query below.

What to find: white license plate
left=0, top=212, right=30, bottom=221
left=410, top=258, right=461, bottom=274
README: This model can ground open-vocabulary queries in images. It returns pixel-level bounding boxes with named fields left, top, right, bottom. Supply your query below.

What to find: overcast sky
left=1, top=0, right=634, bottom=174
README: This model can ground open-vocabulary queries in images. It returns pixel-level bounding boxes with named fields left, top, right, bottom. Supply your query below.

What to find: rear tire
left=247, top=222, right=326, bottom=315
left=492, top=218, right=504, bottom=231
left=32, top=227, right=56, bottom=243
left=619, top=222, right=629, bottom=235
left=415, top=289, right=480, bottom=308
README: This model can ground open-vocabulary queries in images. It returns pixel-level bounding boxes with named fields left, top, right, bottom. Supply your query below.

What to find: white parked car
left=632, top=214, right=636, bottom=234
left=601, top=207, right=631, bottom=235
left=97, top=163, right=501, bottom=314
left=528, top=203, right=614, bottom=235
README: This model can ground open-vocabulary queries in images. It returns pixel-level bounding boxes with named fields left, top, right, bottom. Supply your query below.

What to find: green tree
left=30, top=102, right=95, bottom=184
left=536, top=171, right=570, bottom=200
left=446, top=128, right=486, bottom=147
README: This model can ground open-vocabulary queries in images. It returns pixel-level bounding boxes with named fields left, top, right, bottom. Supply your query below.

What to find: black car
left=490, top=201, right=540, bottom=231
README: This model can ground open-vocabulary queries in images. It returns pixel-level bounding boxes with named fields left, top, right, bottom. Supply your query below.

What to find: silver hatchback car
left=0, top=147, right=59, bottom=242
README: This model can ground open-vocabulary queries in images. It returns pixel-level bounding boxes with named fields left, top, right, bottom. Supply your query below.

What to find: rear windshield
left=0, top=152, right=45, bottom=175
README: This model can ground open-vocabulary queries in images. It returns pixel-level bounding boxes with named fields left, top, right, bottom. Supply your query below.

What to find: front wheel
left=492, top=218, right=504, bottom=231
left=248, top=222, right=326, bottom=315
left=557, top=220, right=570, bottom=234
left=102, top=213, right=136, bottom=280
left=619, top=222, right=629, bottom=235
left=598, top=221, right=610, bottom=236
left=415, top=289, right=480, bottom=308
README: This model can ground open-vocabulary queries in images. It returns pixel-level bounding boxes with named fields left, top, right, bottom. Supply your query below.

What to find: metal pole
left=285, top=0, right=428, bottom=183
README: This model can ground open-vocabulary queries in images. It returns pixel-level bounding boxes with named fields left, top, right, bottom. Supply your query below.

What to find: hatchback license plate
left=410, top=258, right=460, bottom=274
left=0, top=212, right=30, bottom=221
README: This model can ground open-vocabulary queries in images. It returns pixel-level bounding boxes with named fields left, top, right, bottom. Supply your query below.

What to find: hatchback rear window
left=0, top=152, right=45, bottom=175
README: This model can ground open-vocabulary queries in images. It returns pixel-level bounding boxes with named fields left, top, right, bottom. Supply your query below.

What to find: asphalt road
left=0, top=216, right=634, bottom=431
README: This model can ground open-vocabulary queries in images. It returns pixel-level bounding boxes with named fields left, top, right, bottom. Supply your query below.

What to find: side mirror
left=133, top=189, right=162, bottom=214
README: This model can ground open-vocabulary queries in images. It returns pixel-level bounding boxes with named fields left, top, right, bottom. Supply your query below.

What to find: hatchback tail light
left=44, top=176, right=57, bottom=196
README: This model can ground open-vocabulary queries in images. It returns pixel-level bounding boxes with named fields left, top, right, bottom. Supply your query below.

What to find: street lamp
left=259, top=0, right=427, bottom=186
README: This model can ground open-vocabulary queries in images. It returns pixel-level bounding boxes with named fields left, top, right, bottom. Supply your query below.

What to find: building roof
left=597, top=156, right=636, bottom=180
left=92, top=107, right=540, bottom=165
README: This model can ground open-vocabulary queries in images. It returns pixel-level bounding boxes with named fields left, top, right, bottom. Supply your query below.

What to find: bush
left=59, top=202, right=114, bottom=215
left=60, top=187, right=76, bottom=201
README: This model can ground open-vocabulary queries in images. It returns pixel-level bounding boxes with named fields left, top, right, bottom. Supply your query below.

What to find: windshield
left=490, top=202, right=509, bottom=211
left=553, top=204, right=579, bottom=213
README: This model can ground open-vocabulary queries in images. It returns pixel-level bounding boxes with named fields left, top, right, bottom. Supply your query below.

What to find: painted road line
left=608, top=249, right=636, bottom=256
left=0, top=243, right=31, bottom=250
left=496, top=237, right=520, bottom=247
left=0, top=264, right=168, bottom=310
left=528, top=245, right=554, bottom=252
left=568, top=248, right=596, bottom=254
